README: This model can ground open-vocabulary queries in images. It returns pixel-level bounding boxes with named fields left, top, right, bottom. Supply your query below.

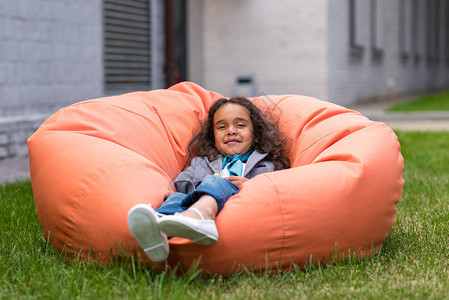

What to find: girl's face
left=213, top=103, right=255, bottom=156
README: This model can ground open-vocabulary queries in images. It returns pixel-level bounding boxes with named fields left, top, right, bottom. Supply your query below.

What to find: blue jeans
left=156, top=175, right=239, bottom=215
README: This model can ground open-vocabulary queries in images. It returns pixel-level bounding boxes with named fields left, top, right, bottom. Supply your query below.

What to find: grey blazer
left=173, top=151, right=275, bottom=194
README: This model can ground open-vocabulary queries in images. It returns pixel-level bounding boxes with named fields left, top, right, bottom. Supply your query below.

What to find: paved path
left=349, top=97, right=449, bottom=131
left=2, top=99, right=449, bottom=184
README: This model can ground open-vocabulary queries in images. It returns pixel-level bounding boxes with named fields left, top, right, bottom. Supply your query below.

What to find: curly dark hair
left=187, top=96, right=290, bottom=170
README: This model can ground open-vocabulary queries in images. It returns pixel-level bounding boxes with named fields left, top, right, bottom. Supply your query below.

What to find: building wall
left=327, top=0, right=394, bottom=105
left=0, top=0, right=103, bottom=158
left=398, top=0, right=449, bottom=94
left=187, top=0, right=204, bottom=86
left=327, top=0, right=449, bottom=106
left=200, top=0, right=328, bottom=99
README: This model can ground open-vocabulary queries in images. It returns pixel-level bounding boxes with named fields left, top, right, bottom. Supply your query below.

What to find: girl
left=128, top=97, right=290, bottom=262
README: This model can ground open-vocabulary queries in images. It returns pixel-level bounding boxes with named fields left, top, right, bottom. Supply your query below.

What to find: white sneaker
left=127, top=204, right=169, bottom=262
left=158, top=208, right=218, bottom=245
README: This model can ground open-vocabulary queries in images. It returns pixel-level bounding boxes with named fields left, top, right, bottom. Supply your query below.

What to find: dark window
left=426, top=0, right=434, bottom=64
left=434, top=0, right=441, bottom=63
left=103, top=0, right=152, bottom=93
left=446, top=0, right=449, bottom=66
left=399, top=0, right=412, bottom=63
left=349, top=0, right=364, bottom=57
left=370, top=0, right=384, bottom=60
left=411, top=0, right=420, bottom=63
left=425, top=0, right=441, bottom=64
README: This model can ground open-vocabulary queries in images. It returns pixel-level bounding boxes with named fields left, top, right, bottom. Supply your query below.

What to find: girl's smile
left=213, top=103, right=255, bottom=156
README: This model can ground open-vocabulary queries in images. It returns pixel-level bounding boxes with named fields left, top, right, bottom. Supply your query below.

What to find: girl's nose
left=227, top=127, right=236, bottom=135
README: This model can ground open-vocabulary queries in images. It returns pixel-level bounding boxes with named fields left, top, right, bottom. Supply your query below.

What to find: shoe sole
left=127, top=204, right=169, bottom=262
left=159, top=217, right=218, bottom=245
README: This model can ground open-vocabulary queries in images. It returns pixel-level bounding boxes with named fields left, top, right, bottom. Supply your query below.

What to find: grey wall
left=327, top=0, right=396, bottom=105
left=200, top=0, right=328, bottom=99
left=0, top=0, right=104, bottom=158
left=327, top=0, right=449, bottom=106
left=398, top=0, right=449, bottom=93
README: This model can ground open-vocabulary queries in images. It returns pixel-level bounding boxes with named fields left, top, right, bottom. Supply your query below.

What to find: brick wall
left=327, top=0, right=449, bottom=106
left=0, top=0, right=104, bottom=158
left=0, top=116, right=43, bottom=159
left=201, top=0, right=328, bottom=99
left=197, top=0, right=449, bottom=106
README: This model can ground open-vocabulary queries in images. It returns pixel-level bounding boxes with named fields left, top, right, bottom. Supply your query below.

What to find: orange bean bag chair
left=28, top=82, right=404, bottom=274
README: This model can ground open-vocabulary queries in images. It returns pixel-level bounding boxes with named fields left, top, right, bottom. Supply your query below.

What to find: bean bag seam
left=55, top=131, right=156, bottom=167
left=48, top=101, right=163, bottom=138
left=68, top=100, right=168, bottom=134
left=265, top=95, right=291, bottom=114
left=98, top=101, right=183, bottom=169
left=261, top=173, right=286, bottom=264
left=296, top=127, right=344, bottom=158
left=297, top=119, right=381, bottom=161
left=151, top=107, right=183, bottom=169
left=93, top=101, right=161, bottom=126
left=54, top=101, right=179, bottom=167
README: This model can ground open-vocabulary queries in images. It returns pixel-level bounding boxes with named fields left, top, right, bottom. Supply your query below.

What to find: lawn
left=1, top=131, right=449, bottom=299
left=387, top=91, right=449, bottom=112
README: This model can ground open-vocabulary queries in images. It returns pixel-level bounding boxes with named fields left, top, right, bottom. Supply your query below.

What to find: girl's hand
left=226, top=176, right=248, bottom=187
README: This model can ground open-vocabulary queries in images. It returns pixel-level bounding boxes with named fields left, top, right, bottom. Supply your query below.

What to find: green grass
left=1, top=131, right=449, bottom=299
left=387, top=91, right=449, bottom=112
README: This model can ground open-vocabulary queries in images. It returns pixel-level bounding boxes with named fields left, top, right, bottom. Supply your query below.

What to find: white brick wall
left=0, top=116, right=43, bottom=159
left=0, top=0, right=104, bottom=158
left=196, top=0, right=449, bottom=106
left=327, top=0, right=385, bottom=105
left=327, top=0, right=449, bottom=106
left=0, top=0, right=103, bottom=117
left=201, top=0, right=328, bottom=99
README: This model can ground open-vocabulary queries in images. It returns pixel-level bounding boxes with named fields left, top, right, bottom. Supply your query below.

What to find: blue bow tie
left=222, top=150, right=253, bottom=177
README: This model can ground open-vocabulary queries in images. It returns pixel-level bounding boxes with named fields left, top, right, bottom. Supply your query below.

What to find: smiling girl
left=128, top=97, right=290, bottom=262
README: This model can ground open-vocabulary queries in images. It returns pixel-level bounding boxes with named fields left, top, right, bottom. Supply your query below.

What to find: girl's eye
left=217, top=125, right=226, bottom=130
left=237, top=124, right=246, bottom=128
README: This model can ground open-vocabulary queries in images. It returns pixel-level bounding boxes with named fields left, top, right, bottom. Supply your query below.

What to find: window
left=434, top=0, right=441, bottom=63
left=103, top=0, right=152, bottom=93
left=349, top=0, right=364, bottom=57
left=446, top=0, right=449, bottom=66
left=425, top=0, right=440, bottom=64
left=370, top=0, right=384, bottom=60
left=399, top=0, right=412, bottom=63
left=411, top=0, right=420, bottom=63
